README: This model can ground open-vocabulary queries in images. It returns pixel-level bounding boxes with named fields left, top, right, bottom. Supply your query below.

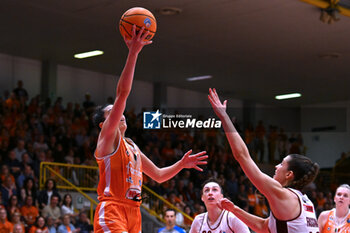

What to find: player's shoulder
left=174, top=225, right=186, bottom=233
left=157, top=227, right=166, bottom=233
left=193, top=212, right=206, bottom=222
left=125, top=137, right=140, bottom=150
left=319, top=209, right=332, bottom=219
left=226, top=210, right=239, bottom=219
left=226, top=210, right=250, bottom=230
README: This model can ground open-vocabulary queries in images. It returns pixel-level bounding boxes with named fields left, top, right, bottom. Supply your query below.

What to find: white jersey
left=189, top=210, right=250, bottom=233
left=268, top=188, right=319, bottom=233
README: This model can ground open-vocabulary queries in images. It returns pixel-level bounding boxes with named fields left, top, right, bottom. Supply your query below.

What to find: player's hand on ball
left=181, top=150, right=208, bottom=171
left=124, top=25, right=152, bottom=54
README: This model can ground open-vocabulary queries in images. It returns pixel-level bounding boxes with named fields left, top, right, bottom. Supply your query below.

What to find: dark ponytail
left=287, top=154, right=319, bottom=190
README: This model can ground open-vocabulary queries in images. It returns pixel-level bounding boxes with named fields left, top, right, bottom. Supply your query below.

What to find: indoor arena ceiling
left=1, top=0, right=350, bottom=106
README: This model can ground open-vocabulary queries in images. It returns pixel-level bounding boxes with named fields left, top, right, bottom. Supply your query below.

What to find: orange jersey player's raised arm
left=92, top=26, right=208, bottom=233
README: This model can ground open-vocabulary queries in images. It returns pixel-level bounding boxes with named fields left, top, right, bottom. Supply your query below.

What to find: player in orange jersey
left=92, top=25, right=208, bottom=233
left=318, top=184, right=350, bottom=233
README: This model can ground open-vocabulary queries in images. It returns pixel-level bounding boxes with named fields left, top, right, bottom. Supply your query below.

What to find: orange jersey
left=322, top=209, right=350, bottom=233
left=95, top=137, right=143, bottom=207
left=20, top=205, right=39, bottom=225
left=0, top=221, right=13, bottom=233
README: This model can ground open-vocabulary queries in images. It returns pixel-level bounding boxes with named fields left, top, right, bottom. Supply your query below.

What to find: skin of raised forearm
left=219, top=112, right=249, bottom=161
left=230, top=205, right=268, bottom=233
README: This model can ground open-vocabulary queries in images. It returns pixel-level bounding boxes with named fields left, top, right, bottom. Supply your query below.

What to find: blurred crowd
left=0, top=80, right=347, bottom=232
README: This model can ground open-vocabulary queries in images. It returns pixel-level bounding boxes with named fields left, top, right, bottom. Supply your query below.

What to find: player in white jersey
left=208, top=88, right=319, bottom=233
left=268, top=187, right=319, bottom=233
left=189, top=179, right=250, bottom=233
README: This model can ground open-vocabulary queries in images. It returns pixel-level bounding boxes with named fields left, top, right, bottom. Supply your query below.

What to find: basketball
left=119, top=7, right=157, bottom=41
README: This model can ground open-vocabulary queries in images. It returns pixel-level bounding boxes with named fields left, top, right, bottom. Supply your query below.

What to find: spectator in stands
left=60, top=194, right=77, bottom=218
left=0, top=164, right=15, bottom=183
left=174, top=203, right=185, bottom=228
left=57, top=214, right=78, bottom=233
left=254, top=196, right=269, bottom=218
left=32, top=151, right=46, bottom=177
left=13, top=80, right=28, bottom=103
left=184, top=181, right=198, bottom=206
left=236, top=184, right=248, bottom=210
left=21, top=177, right=37, bottom=205
left=6, top=195, right=21, bottom=217
left=5, top=150, right=21, bottom=178
left=225, top=172, right=238, bottom=201
left=17, top=164, right=35, bottom=191
left=316, top=191, right=327, bottom=215
left=246, top=186, right=257, bottom=214
left=183, top=206, right=194, bottom=229
left=5, top=91, right=20, bottom=111
left=324, top=191, right=334, bottom=210
left=33, top=135, right=49, bottom=152
left=158, top=209, right=186, bottom=233
left=0, top=191, right=4, bottom=210
left=10, top=212, right=25, bottom=233
left=42, top=195, right=61, bottom=225
left=161, top=141, right=175, bottom=161
left=38, top=179, right=61, bottom=209
left=28, top=216, right=49, bottom=233
left=13, top=223, right=24, bottom=233
left=46, top=216, right=57, bottom=233
left=1, top=175, right=17, bottom=206
left=0, top=207, right=13, bottom=233
left=75, top=211, right=93, bottom=233
left=20, top=195, right=39, bottom=226
left=267, top=126, right=278, bottom=163
left=82, top=93, right=95, bottom=114
left=13, top=139, right=27, bottom=162
left=254, top=120, right=266, bottom=163
left=244, top=124, right=255, bottom=159
left=277, top=128, right=287, bottom=162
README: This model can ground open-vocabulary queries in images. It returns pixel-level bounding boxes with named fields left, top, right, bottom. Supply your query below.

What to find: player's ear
left=286, top=170, right=294, bottom=181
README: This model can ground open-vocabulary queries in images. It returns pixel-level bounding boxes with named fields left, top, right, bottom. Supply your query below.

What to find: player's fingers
left=143, top=40, right=153, bottom=45
left=123, top=35, right=129, bottom=44
left=208, top=95, right=215, bottom=106
left=132, top=25, right=137, bottom=37
left=196, top=161, right=207, bottom=165
left=196, top=155, right=208, bottom=161
left=141, top=30, right=150, bottom=40
left=194, top=166, right=203, bottom=172
left=137, top=27, right=145, bottom=39
left=184, top=149, right=193, bottom=157
left=194, top=151, right=206, bottom=156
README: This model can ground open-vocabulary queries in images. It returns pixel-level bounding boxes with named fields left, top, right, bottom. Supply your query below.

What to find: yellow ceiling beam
left=299, top=0, right=350, bottom=17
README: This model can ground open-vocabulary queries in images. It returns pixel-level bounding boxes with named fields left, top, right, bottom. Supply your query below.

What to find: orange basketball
left=119, top=7, right=157, bottom=41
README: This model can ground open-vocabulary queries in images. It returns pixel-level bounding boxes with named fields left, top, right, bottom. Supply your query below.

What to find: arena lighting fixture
left=275, top=93, right=302, bottom=100
left=74, top=50, right=104, bottom=59
left=186, top=75, right=213, bottom=81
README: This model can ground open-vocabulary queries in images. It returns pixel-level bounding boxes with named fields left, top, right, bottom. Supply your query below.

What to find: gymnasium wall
left=0, top=52, right=348, bottom=168
left=0, top=53, right=41, bottom=97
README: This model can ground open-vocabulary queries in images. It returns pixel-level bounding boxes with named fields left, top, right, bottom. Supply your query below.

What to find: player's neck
left=166, top=224, right=175, bottom=230
left=335, top=207, right=349, bottom=218
left=207, top=207, right=223, bottom=224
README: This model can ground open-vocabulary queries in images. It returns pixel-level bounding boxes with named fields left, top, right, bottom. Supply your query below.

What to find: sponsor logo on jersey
left=125, top=187, right=141, bottom=200
left=304, top=204, right=314, bottom=212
